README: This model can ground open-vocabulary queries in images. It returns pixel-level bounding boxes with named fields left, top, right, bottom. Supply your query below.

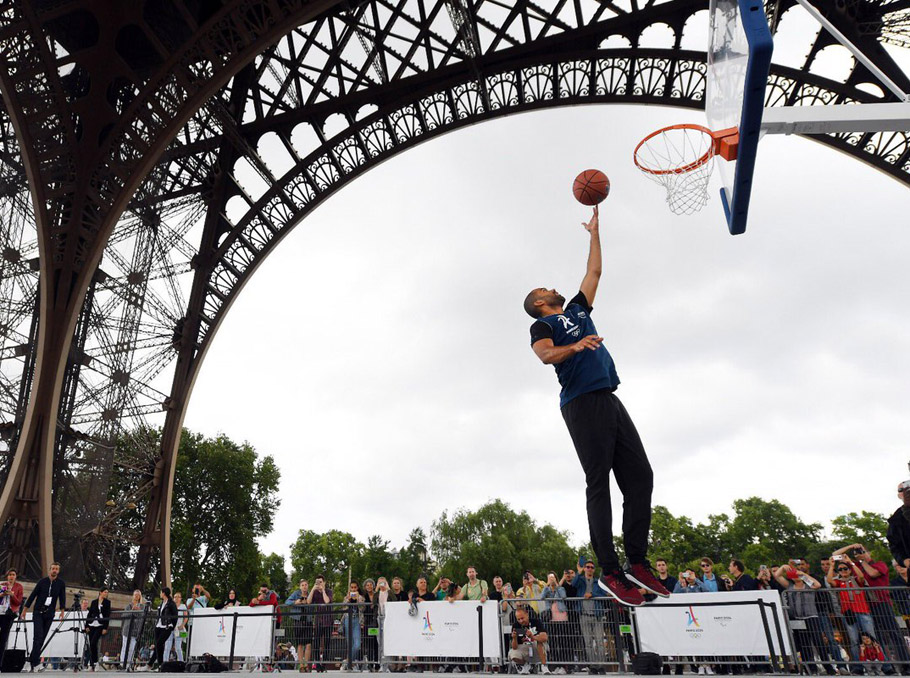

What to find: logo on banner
left=218, top=619, right=226, bottom=634
left=684, top=607, right=703, bottom=639
left=712, top=615, right=733, bottom=628
left=423, top=612, right=433, bottom=633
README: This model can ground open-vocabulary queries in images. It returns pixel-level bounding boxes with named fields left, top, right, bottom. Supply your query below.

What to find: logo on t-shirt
left=556, top=316, right=575, bottom=330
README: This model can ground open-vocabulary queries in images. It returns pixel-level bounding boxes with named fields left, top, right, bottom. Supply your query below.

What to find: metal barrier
left=781, top=585, right=910, bottom=675
left=7, top=585, right=910, bottom=673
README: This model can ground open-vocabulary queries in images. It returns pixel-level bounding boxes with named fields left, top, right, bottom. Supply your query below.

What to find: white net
left=634, top=126, right=716, bottom=215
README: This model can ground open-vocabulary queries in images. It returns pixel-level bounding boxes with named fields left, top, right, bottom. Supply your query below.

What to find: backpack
left=632, top=652, right=662, bottom=675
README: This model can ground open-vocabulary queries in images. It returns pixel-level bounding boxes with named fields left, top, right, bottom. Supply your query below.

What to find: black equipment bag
left=1, top=649, right=27, bottom=673
left=161, top=660, right=186, bottom=672
left=632, top=652, right=663, bottom=675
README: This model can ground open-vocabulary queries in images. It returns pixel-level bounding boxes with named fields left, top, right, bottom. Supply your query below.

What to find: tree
left=431, top=499, right=576, bottom=587
left=720, top=497, right=821, bottom=567
left=261, top=552, right=290, bottom=599
left=831, top=511, right=890, bottom=562
left=352, top=535, right=399, bottom=584
left=396, top=527, right=433, bottom=586
left=290, top=529, right=363, bottom=599
left=168, top=429, right=281, bottom=600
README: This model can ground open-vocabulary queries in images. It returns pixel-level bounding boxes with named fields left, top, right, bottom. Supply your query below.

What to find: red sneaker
left=624, top=561, right=671, bottom=598
left=598, top=570, right=646, bottom=606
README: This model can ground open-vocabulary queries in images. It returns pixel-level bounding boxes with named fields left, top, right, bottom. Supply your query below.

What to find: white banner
left=6, top=612, right=87, bottom=658
left=635, top=591, right=792, bottom=657
left=383, top=601, right=502, bottom=659
left=187, top=606, right=274, bottom=658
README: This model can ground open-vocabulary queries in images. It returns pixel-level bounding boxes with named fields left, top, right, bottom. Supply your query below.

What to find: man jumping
left=524, top=205, right=668, bottom=606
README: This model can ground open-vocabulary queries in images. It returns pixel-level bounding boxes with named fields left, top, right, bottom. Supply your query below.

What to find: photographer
left=21, top=561, right=66, bottom=671
left=342, top=582, right=364, bottom=670
left=509, top=607, right=551, bottom=675
left=826, top=551, right=887, bottom=671
left=186, top=582, right=210, bottom=610
left=84, top=587, right=111, bottom=671
left=0, top=568, right=24, bottom=669
left=673, top=570, right=706, bottom=593
left=307, top=575, right=333, bottom=673
left=888, top=480, right=910, bottom=571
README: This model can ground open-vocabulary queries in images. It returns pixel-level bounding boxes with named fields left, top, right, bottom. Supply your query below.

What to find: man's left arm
left=578, top=206, right=601, bottom=306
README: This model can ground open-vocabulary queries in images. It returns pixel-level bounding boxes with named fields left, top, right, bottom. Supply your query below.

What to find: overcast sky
left=184, top=18, right=910, bottom=565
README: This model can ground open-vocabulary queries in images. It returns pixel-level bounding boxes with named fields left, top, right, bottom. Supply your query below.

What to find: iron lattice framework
left=0, top=0, right=906, bottom=589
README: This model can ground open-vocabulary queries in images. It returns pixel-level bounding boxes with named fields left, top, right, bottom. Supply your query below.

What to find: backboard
left=706, top=0, right=774, bottom=235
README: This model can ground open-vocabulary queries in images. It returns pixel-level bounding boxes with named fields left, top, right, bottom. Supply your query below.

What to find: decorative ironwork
left=0, top=0, right=906, bottom=589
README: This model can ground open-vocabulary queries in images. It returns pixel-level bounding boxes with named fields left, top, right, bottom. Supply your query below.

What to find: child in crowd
left=859, top=633, right=886, bottom=675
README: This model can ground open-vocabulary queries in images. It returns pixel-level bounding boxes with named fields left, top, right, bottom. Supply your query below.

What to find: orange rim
left=633, top=124, right=731, bottom=176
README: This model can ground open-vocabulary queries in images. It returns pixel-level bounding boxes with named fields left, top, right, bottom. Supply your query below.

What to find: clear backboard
left=706, top=0, right=773, bottom=235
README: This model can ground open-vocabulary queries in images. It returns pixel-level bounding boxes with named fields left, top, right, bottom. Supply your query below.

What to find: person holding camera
left=307, top=575, right=333, bottom=673
left=0, top=568, right=24, bottom=669
left=826, top=551, right=887, bottom=671
left=21, top=562, right=66, bottom=671
left=517, top=572, right=546, bottom=614
left=84, top=587, right=111, bottom=671
left=186, top=582, right=210, bottom=610
left=673, top=570, right=705, bottom=594
left=509, top=607, right=551, bottom=675
left=342, top=582, right=364, bottom=670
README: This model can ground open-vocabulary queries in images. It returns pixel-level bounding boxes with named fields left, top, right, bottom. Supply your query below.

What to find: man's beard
left=553, top=293, right=565, bottom=306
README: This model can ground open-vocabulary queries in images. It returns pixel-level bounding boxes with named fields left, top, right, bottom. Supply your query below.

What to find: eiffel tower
left=0, top=0, right=906, bottom=589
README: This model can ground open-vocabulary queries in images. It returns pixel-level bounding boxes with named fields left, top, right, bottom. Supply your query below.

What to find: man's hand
left=572, top=335, right=603, bottom=353
left=582, top=205, right=599, bottom=234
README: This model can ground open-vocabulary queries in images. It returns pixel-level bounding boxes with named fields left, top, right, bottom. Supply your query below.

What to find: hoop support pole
left=760, top=102, right=910, bottom=134
left=792, top=0, right=910, bottom=102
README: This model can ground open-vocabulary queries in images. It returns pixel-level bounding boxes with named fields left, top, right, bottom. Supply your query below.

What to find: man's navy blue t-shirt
left=530, top=291, right=619, bottom=408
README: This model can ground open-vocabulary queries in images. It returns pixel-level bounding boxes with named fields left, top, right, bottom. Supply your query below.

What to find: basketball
left=573, top=169, right=610, bottom=206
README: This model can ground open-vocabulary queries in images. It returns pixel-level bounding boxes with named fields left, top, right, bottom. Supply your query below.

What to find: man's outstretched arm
left=579, top=206, right=601, bottom=305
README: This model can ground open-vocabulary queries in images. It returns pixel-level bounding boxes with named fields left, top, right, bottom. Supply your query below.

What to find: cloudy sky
left=183, top=12, right=910, bottom=564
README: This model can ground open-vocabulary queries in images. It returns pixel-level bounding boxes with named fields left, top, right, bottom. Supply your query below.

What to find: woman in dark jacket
left=84, top=587, right=111, bottom=670
left=214, top=589, right=241, bottom=609
left=153, top=587, right=178, bottom=668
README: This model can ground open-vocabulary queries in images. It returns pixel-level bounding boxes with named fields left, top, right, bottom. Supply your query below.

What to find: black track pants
left=561, top=389, right=654, bottom=571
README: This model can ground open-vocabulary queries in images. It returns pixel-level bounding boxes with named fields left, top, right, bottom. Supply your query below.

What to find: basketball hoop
left=633, top=124, right=739, bottom=215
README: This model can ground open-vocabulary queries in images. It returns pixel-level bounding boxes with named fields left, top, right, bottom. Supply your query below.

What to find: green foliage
left=169, top=430, right=281, bottom=600
left=260, top=553, right=290, bottom=599
left=289, top=529, right=364, bottom=599
left=430, top=499, right=575, bottom=588
left=831, top=511, right=891, bottom=562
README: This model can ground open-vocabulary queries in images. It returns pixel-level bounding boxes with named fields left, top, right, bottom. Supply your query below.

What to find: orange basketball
left=573, top=169, right=610, bottom=206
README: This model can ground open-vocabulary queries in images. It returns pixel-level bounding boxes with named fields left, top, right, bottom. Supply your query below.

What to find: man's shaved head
left=524, top=288, right=565, bottom=318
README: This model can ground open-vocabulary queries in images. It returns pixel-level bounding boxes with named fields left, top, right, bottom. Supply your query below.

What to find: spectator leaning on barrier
left=888, top=480, right=910, bottom=570
left=251, top=583, right=282, bottom=624
left=510, top=606, right=551, bottom=675
left=434, top=577, right=459, bottom=601
left=773, top=564, right=838, bottom=675
left=727, top=560, right=756, bottom=591
left=559, top=570, right=577, bottom=598
left=215, top=589, right=241, bottom=609
left=187, top=582, right=210, bottom=610
left=342, top=581, right=365, bottom=668
left=410, top=576, right=435, bottom=603
left=456, top=566, right=489, bottom=602
left=391, top=577, right=405, bottom=601
left=755, top=564, right=780, bottom=592
left=308, top=575, right=333, bottom=673
left=572, top=559, right=608, bottom=673
left=0, top=568, right=24, bottom=669
left=163, top=591, right=187, bottom=663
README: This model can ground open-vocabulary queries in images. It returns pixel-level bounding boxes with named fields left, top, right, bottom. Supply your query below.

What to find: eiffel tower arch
left=0, top=0, right=907, bottom=588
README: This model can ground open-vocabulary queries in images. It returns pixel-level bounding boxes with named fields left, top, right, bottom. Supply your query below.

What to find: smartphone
left=832, top=555, right=845, bottom=561
left=578, top=554, right=586, bottom=568
left=792, top=559, right=802, bottom=565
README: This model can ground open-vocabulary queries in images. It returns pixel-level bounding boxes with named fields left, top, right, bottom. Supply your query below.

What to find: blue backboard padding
left=725, top=0, right=773, bottom=235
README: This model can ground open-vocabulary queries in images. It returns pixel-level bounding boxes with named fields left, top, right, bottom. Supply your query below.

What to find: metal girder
left=0, top=0, right=908, bottom=589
